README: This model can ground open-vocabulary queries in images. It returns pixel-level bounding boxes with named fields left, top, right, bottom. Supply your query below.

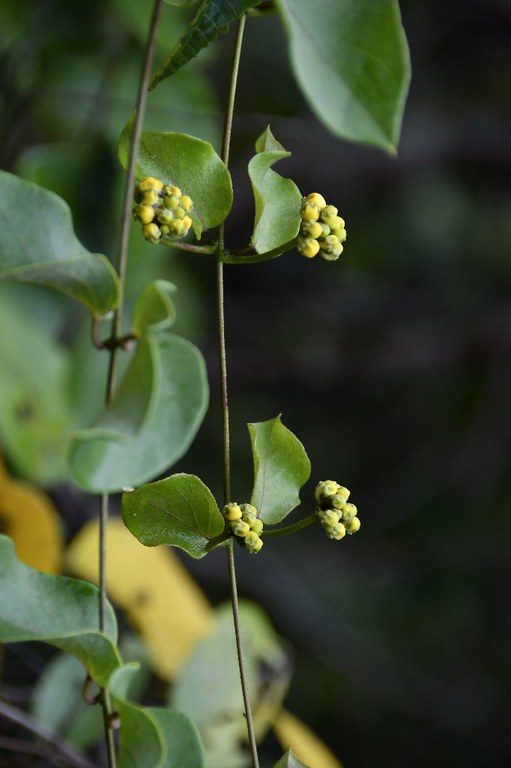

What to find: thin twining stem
left=216, top=14, right=260, bottom=768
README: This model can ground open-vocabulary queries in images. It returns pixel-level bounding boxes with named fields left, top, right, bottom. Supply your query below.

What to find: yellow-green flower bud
left=332, top=227, right=347, bottom=243
left=301, top=202, right=321, bottom=221
left=320, top=238, right=343, bottom=261
left=133, top=204, right=155, bottom=224
left=329, top=522, right=346, bottom=540
left=231, top=520, right=250, bottom=537
left=305, top=192, right=327, bottom=208
left=297, top=237, right=320, bottom=259
left=337, top=486, right=350, bottom=501
left=142, top=223, right=161, bottom=243
left=347, top=517, right=361, bottom=534
left=251, top=518, right=264, bottom=535
left=167, top=219, right=186, bottom=237
left=163, top=185, right=181, bottom=197
left=142, top=189, right=160, bottom=207
left=164, top=194, right=181, bottom=210
left=300, top=220, right=323, bottom=239
left=139, top=177, right=164, bottom=193
left=224, top=503, right=242, bottom=521
left=314, top=480, right=338, bottom=503
left=318, top=222, right=331, bottom=238
left=182, top=215, right=193, bottom=232
left=343, top=503, right=358, bottom=523
left=157, top=208, right=175, bottom=225
left=332, top=216, right=345, bottom=232
left=320, top=205, right=339, bottom=228
left=318, top=509, right=340, bottom=528
left=244, top=531, right=263, bottom=553
left=181, top=195, right=193, bottom=212
left=331, top=494, right=347, bottom=511
left=240, top=502, right=257, bottom=519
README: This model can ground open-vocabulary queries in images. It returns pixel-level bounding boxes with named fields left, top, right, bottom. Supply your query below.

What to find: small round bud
left=305, top=192, right=327, bottom=209
left=300, top=220, right=323, bottom=239
left=331, top=494, right=347, bottom=511
left=343, top=503, right=358, bottom=523
left=174, top=207, right=186, bottom=220
left=332, top=227, right=347, bottom=243
left=164, top=194, right=181, bottom=210
left=332, top=216, right=345, bottom=232
left=163, top=185, right=181, bottom=197
left=142, top=189, right=160, bottom=207
left=224, top=503, right=242, bottom=521
left=337, top=486, right=350, bottom=501
left=244, top=531, right=263, bottom=553
left=167, top=219, right=186, bottom=237
left=133, top=204, right=155, bottom=224
left=240, top=503, right=257, bottom=520
left=157, top=208, right=175, bottom=225
left=142, top=223, right=161, bottom=243
left=297, top=237, right=320, bottom=259
left=318, top=509, right=340, bottom=528
left=320, top=205, right=339, bottom=228
left=231, top=520, right=251, bottom=537
left=180, top=195, right=193, bottom=212
left=314, top=480, right=338, bottom=503
left=182, top=215, right=193, bottom=231
left=329, top=523, right=346, bottom=540
left=347, top=517, right=361, bottom=534
left=301, top=202, right=321, bottom=221
left=139, top=177, right=164, bottom=193
left=250, top=518, right=264, bottom=535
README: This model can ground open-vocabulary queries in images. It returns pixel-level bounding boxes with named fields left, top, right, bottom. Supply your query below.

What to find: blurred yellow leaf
left=0, top=458, right=63, bottom=573
left=66, top=518, right=213, bottom=679
left=273, top=709, right=342, bottom=768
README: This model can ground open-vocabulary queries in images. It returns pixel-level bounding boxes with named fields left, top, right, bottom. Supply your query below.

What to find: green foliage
left=248, top=126, right=302, bottom=255
left=0, top=535, right=120, bottom=686
left=275, top=0, right=411, bottom=152
left=249, top=416, right=311, bottom=524
left=274, top=750, right=312, bottom=768
left=150, top=0, right=261, bottom=89
left=122, top=473, right=225, bottom=558
left=69, top=333, right=209, bottom=493
left=132, top=280, right=177, bottom=336
left=0, top=171, right=119, bottom=317
left=118, top=127, right=233, bottom=238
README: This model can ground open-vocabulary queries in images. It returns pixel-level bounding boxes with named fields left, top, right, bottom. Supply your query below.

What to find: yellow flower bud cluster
left=314, top=480, right=361, bottom=540
left=133, top=176, right=194, bottom=244
left=297, top=193, right=347, bottom=261
left=223, top=502, right=264, bottom=554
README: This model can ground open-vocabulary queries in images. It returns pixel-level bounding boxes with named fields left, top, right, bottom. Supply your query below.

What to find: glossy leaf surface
left=249, top=416, right=311, bottom=524
left=118, top=128, right=232, bottom=237
left=70, top=333, right=209, bottom=493
left=248, top=126, right=302, bottom=254
left=150, top=0, right=261, bottom=88
left=122, top=474, right=224, bottom=559
left=0, top=170, right=119, bottom=316
left=275, top=0, right=411, bottom=152
left=0, top=535, right=120, bottom=686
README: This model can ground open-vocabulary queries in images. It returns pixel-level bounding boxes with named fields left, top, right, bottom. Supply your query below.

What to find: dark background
left=1, top=0, right=510, bottom=766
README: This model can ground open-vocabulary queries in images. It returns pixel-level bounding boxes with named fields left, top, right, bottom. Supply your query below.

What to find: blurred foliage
left=0, top=0, right=510, bottom=766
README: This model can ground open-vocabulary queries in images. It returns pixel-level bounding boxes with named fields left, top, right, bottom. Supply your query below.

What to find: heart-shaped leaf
left=275, top=0, right=411, bottom=152
left=248, top=416, right=311, bottom=525
left=0, top=171, right=119, bottom=317
left=70, top=333, right=208, bottom=494
left=118, top=127, right=233, bottom=238
left=248, top=126, right=302, bottom=255
left=0, top=535, right=120, bottom=687
left=122, top=473, right=224, bottom=559
left=150, top=0, right=261, bottom=89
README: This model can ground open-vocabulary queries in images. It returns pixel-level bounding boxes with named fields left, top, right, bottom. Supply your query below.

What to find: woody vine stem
left=216, top=14, right=261, bottom=768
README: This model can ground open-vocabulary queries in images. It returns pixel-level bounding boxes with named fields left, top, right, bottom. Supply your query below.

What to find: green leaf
left=248, top=415, right=311, bottom=524
left=0, top=295, right=72, bottom=486
left=150, top=0, right=261, bottom=89
left=0, top=171, right=119, bottom=316
left=248, top=126, right=302, bottom=255
left=69, top=333, right=209, bottom=494
left=122, top=473, right=224, bottom=559
left=275, top=0, right=411, bottom=152
left=0, top=535, right=121, bottom=687
left=118, top=127, right=233, bottom=238
left=132, top=280, right=177, bottom=337
left=109, top=664, right=205, bottom=768
left=171, top=601, right=290, bottom=766
left=274, top=750, right=312, bottom=768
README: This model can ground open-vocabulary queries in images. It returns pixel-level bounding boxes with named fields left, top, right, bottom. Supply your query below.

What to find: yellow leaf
left=0, top=458, right=63, bottom=573
left=273, top=709, right=342, bottom=768
left=66, top=518, right=213, bottom=679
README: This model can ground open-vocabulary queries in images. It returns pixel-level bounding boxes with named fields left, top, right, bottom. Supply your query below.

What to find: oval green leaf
left=122, top=473, right=224, bottom=559
left=0, top=535, right=120, bottom=687
left=132, top=280, right=177, bottom=337
left=275, top=0, right=411, bottom=152
left=0, top=171, right=119, bottom=316
left=248, top=415, right=311, bottom=525
left=70, top=333, right=209, bottom=494
left=248, top=126, right=302, bottom=255
left=150, top=0, right=261, bottom=89
left=118, top=127, right=233, bottom=238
